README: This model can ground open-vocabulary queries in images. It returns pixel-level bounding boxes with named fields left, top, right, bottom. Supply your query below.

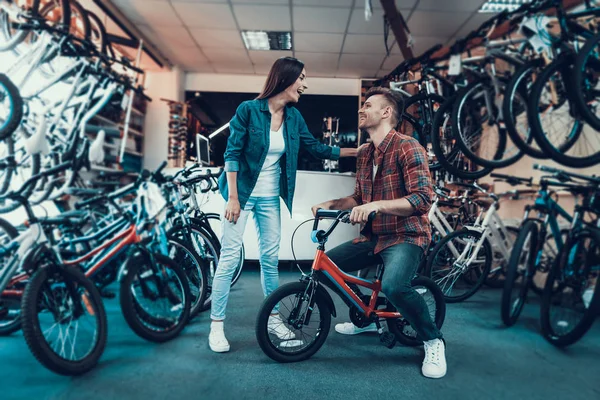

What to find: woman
left=210, top=57, right=356, bottom=352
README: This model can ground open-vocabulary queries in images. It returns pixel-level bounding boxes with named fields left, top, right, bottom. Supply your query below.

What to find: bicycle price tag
left=448, top=54, right=462, bottom=76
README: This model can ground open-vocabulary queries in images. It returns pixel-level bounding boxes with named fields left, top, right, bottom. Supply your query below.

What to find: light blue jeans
left=210, top=196, right=281, bottom=320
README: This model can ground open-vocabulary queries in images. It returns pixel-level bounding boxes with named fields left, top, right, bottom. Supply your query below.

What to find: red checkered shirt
left=351, top=129, right=433, bottom=253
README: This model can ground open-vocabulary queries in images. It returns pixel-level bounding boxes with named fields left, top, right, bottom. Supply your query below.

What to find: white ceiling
left=109, top=0, right=492, bottom=78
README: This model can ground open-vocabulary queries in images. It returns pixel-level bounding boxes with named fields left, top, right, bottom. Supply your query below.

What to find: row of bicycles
left=420, top=165, right=599, bottom=348
left=0, top=157, right=245, bottom=375
left=0, top=0, right=149, bottom=212
left=385, top=0, right=600, bottom=180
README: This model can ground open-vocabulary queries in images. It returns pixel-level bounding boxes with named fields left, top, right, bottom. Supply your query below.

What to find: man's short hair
left=364, top=86, right=405, bottom=127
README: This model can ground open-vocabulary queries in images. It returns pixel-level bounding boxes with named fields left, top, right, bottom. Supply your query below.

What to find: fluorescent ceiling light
left=209, top=123, right=230, bottom=140
left=479, top=0, right=532, bottom=13
left=241, top=31, right=292, bottom=51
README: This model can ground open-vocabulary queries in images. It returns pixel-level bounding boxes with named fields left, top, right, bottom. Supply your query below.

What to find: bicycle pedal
left=379, top=331, right=396, bottom=349
left=100, top=289, right=116, bottom=299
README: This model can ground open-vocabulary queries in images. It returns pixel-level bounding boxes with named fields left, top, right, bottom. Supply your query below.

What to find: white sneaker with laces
left=209, top=322, right=230, bottom=353
left=268, top=315, right=296, bottom=340
left=422, top=338, right=447, bottom=379
left=334, top=322, right=378, bottom=335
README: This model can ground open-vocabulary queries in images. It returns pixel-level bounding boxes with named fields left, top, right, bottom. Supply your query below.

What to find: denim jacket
left=218, top=98, right=341, bottom=213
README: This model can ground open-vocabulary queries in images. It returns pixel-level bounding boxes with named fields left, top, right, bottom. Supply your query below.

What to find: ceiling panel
left=171, top=2, right=237, bottom=29
left=355, top=0, right=417, bottom=9
left=293, top=32, right=344, bottom=53
left=399, top=36, right=447, bottom=56
left=112, top=0, right=181, bottom=27
left=336, top=67, right=378, bottom=78
left=347, top=7, right=387, bottom=35
left=234, top=5, right=291, bottom=31
left=202, top=48, right=251, bottom=64
left=381, top=55, right=404, bottom=72
left=294, top=0, right=354, bottom=6
left=343, top=34, right=388, bottom=55
left=417, top=0, right=486, bottom=12
left=190, top=29, right=245, bottom=49
left=295, top=52, right=340, bottom=70
left=293, top=7, right=351, bottom=33
left=453, top=12, right=497, bottom=39
left=174, top=46, right=210, bottom=64
left=339, top=53, right=384, bottom=70
left=147, top=26, right=197, bottom=48
left=213, top=63, right=255, bottom=74
left=407, top=11, right=472, bottom=37
left=232, top=0, right=289, bottom=4
left=248, top=50, right=294, bottom=65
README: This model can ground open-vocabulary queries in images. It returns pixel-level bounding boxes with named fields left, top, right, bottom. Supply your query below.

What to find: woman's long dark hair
left=256, top=57, right=304, bottom=100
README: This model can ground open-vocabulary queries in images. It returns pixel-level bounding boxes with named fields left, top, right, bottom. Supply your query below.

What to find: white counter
left=191, top=169, right=360, bottom=261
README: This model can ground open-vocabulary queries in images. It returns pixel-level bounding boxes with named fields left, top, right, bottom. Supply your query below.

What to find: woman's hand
left=225, top=198, right=241, bottom=224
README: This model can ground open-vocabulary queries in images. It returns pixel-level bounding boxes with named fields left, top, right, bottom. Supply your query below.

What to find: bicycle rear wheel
left=0, top=74, right=23, bottom=140
left=426, top=229, right=492, bottom=303
left=540, top=229, right=600, bottom=347
left=386, top=276, right=446, bottom=346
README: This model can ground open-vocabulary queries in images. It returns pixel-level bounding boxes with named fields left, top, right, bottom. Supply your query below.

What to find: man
left=311, top=87, right=446, bottom=379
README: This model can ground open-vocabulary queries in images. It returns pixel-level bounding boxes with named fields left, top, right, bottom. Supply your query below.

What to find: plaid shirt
left=351, top=130, right=433, bottom=253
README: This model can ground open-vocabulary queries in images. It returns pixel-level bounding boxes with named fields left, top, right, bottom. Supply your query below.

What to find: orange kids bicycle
left=256, top=209, right=446, bottom=363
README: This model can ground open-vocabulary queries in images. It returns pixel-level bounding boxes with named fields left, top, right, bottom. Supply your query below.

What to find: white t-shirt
left=251, top=125, right=286, bottom=197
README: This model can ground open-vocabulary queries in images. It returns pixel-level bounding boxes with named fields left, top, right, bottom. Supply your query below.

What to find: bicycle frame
left=310, top=250, right=401, bottom=320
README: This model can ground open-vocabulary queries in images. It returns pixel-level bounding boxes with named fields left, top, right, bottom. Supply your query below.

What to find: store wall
left=185, top=73, right=360, bottom=96
left=143, top=67, right=185, bottom=169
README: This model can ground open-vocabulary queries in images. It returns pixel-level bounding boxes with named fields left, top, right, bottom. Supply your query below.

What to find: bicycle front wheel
left=540, top=229, right=600, bottom=347
left=120, top=251, right=191, bottom=343
left=21, top=264, right=107, bottom=375
left=501, top=220, right=538, bottom=327
left=256, top=281, right=331, bottom=363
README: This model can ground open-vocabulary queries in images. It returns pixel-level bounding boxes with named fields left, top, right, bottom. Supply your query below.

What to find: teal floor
left=1, top=268, right=598, bottom=400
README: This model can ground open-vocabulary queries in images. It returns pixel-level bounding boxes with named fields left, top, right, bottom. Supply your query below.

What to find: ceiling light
left=479, top=0, right=532, bottom=13
left=241, top=31, right=292, bottom=51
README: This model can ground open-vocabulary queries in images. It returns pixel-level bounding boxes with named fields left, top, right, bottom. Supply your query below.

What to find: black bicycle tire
left=503, top=58, right=549, bottom=159
left=387, top=276, right=446, bottom=346
left=0, top=217, right=21, bottom=336
left=453, top=78, right=524, bottom=168
left=21, top=264, right=107, bottom=375
left=573, top=32, right=600, bottom=131
left=539, top=229, right=600, bottom=347
left=426, top=229, right=493, bottom=303
left=528, top=56, right=598, bottom=168
left=166, top=236, right=208, bottom=319
left=120, top=251, right=191, bottom=343
left=85, top=10, right=107, bottom=55
left=501, top=220, right=538, bottom=327
left=0, top=73, right=23, bottom=140
left=431, top=97, right=493, bottom=180
left=255, top=281, right=331, bottom=363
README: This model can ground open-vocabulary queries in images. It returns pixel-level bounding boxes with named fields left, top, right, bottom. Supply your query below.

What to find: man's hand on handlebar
left=349, top=203, right=379, bottom=224
left=311, top=202, right=330, bottom=217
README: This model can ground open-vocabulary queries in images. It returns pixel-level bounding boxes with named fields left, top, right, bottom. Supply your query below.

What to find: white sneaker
left=268, top=315, right=296, bottom=340
left=209, top=323, right=230, bottom=353
left=422, top=338, right=447, bottom=379
left=334, top=322, right=378, bottom=335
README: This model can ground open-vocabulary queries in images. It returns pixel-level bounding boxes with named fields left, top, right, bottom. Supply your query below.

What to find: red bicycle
left=256, top=209, right=446, bottom=363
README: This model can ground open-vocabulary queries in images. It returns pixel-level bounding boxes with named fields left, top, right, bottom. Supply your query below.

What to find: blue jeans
left=326, top=240, right=443, bottom=341
left=210, top=196, right=281, bottom=320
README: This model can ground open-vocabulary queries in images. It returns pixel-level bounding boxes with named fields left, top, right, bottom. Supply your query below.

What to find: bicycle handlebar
left=534, top=164, right=600, bottom=184
left=490, top=173, right=533, bottom=186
